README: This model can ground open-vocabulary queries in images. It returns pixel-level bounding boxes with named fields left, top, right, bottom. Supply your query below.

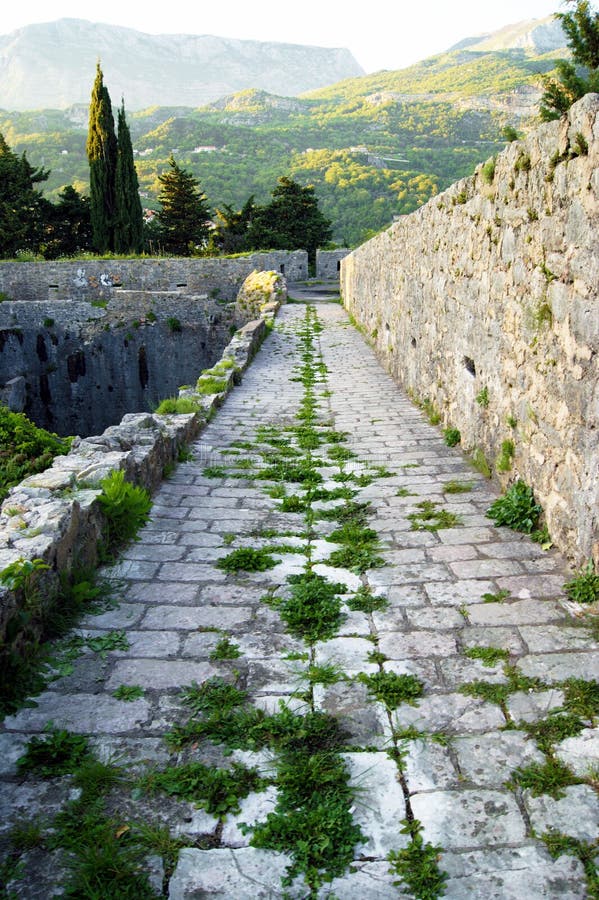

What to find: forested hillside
left=0, top=47, right=562, bottom=246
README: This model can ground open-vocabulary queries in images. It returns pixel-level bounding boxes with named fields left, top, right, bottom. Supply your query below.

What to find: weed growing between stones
left=481, top=588, right=511, bottom=603
left=17, top=725, right=91, bottom=777
left=408, top=500, right=462, bottom=532
left=486, top=479, right=542, bottom=535
left=443, top=479, right=473, bottom=494
left=443, top=427, right=461, bottom=447
left=507, top=757, right=581, bottom=799
left=209, top=635, right=241, bottom=660
left=0, top=565, right=118, bottom=717
left=564, top=561, right=599, bottom=604
left=216, top=547, right=279, bottom=573
left=112, top=684, right=145, bottom=701
left=97, top=470, right=152, bottom=561
left=541, top=832, right=599, bottom=898
left=346, top=585, right=389, bottom=614
left=358, top=672, right=424, bottom=709
left=388, top=819, right=448, bottom=900
left=140, top=761, right=268, bottom=818
left=463, top=646, right=510, bottom=667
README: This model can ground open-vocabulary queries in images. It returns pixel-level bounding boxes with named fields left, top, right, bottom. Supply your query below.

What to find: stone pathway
left=1, top=299, right=597, bottom=899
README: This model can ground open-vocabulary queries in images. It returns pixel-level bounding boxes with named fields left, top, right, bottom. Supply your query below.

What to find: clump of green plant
left=112, top=684, right=144, bottom=701
left=155, top=396, right=202, bottom=415
left=421, top=398, right=441, bottom=425
left=482, top=589, right=511, bottom=603
left=443, top=427, right=461, bottom=447
left=97, top=470, right=152, bottom=559
left=443, top=480, right=473, bottom=494
left=572, top=132, right=589, bottom=157
left=141, top=761, right=267, bottom=818
left=358, top=671, right=424, bottom=710
left=196, top=375, right=228, bottom=395
left=470, top=447, right=491, bottom=477
left=17, top=725, right=91, bottom=777
left=270, top=573, right=345, bottom=644
left=408, top=501, right=462, bottom=532
left=486, top=480, right=542, bottom=534
left=475, top=386, right=489, bottom=407
left=496, top=439, right=515, bottom=473
left=210, top=636, right=241, bottom=660
left=464, top=646, right=509, bottom=667
left=541, top=832, right=599, bottom=898
left=514, top=150, right=531, bottom=173
left=326, top=521, right=385, bottom=573
left=388, top=818, right=448, bottom=900
left=202, top=464, right=227, bottom=478
left=507, top=758, right=580, bottom=799
left=216, top=546, right=278, bottom=573
left=564, top=561, right=599, bottom=604
left=166, top=316, right=182, bottom=333
left=0, top=405, right=72, bottom=502
left=347, top=585, right=389, bottom=614
left=481, top=157, right=496, bottom=185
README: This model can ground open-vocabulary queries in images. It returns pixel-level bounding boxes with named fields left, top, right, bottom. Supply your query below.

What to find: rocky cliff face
left=0, top=18, right=364, bottom=111
left=342, top=94, right=599, bottom=567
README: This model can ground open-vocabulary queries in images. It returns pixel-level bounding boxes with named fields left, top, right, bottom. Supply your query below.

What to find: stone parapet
left=342, top=94, right=599, bottom=566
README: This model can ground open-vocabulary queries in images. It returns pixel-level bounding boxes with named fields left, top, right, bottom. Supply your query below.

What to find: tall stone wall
left=316, top=249, right=350, bottom=279
left=342, top=94, right=599, bottom=567
left=0, top=251, right=308, bottom=303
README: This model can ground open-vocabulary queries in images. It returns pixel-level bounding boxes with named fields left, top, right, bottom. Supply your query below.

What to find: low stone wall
left=342, top=94, right=599, bottom=567
left=316, top=249, right=350, bottom=279
left=0, top=297, right=280, bottom=645
left=0, top=251, right=308, bottom=303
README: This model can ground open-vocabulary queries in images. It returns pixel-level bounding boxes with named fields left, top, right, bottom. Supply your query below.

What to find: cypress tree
left=114, top=100, right=144, bottom=253
left=86, top=62, right=117, bottom=252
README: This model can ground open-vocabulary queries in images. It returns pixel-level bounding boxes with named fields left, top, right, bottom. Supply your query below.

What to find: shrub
left=486, top=480, right=542, bottom=534
left=443, top=427, right=461, bottom=447
left=564, top=562, right=599, bottom=605
left=97, top=470, right=152, bottom=557
left=0, top=406, right=71, bottom=501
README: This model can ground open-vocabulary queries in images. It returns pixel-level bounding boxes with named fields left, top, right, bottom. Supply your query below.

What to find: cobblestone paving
left=1, top=299, right=597, bottom=899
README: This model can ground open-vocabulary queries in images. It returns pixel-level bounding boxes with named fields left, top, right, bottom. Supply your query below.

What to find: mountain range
left=0, top=18, right=364, bottom=111
left=0, top=16, right=571, bottom=246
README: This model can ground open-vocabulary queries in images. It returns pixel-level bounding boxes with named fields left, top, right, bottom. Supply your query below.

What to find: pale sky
left=2, top=0, right=563, bottom=72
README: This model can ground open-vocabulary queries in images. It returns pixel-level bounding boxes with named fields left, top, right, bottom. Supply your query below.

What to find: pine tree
left=0, top=132, right=50, bottom=258
left=247, top=176, right=332, bottom=265
left=86, top=62, right=117, bottom=252
left=156, top=155, right=211, bottom=255
left=540, top=1, right=599, bottom=120
left=114, top=101, right=144, bottom=254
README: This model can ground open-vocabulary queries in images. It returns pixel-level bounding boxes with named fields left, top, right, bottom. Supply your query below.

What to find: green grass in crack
left=279, top=493, right=311, bottom=513
left=258, top=460, right=323, bottom=486
left=346, top=585, right=389, bottom=614
left=326, top=520, right=385, bottom=574
left=358, top=672, right=424, bottom=710
left=140, top=761, right=268, bottom=818
left=216, top=547, right=279, bottom=573
left=464, top=646, right=510, bottom=667
left=209, top=636, right=241, bottom=660
left=17, top=726, right=91, bottom=777
left=306, top=664, right=344, bottom=686
left=507, top=757, right=581, bottom=798
left=523, top=712, right=588, bottom=754
left=315, top=500, right=371, bottom=525
left=562, top=678, right=599, bottom=721
left=408, top=501, right=462, bottom=532
left=271, top=573, right=345, bottom=644
left=443, top=479, right=474, bottom=494
left=541, top=832, right=599, bottom=899
left=388, top=818, right=448, bottom=900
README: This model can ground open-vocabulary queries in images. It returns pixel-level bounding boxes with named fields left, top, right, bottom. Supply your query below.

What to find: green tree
left=43, top=185, right=92, bottom=259
left=540, top=1, right=599, bottom=120
left=114, top=101, right=144, bottom=253
left=211, top=195, right=256, bottom=254
left=86, top=62, right=117, bottom=252
left=247, top=176, right=332, bottom=264
left=156, top=155, right=211, bottom=255
left=0, top=131, right=50, bottom=258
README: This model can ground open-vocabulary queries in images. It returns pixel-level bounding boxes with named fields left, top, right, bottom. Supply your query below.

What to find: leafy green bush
left=486, top=480, right=541, bottom=534
left=443, top=427, right=461, bottom=447
left=97, top=470, right=152, bottom=558
left=0, top=405, right=71, bottom=501
left=564, top=562, right=599, bottom=604
left=481, top=158, right=496, bottom=184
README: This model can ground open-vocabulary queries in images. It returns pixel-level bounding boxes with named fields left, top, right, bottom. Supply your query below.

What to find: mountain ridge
left=0, top=18, right=364, bottom=111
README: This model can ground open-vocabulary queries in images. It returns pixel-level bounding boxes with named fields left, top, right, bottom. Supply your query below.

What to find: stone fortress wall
left=342, top=95, right=599, bottom=567
left=0, top=252, right=308, bottom=436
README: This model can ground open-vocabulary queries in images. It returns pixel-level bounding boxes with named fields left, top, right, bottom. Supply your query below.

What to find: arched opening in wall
left=463, top=356, right=476, bottom=376
left=280, top=264, right=285, bottom=275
